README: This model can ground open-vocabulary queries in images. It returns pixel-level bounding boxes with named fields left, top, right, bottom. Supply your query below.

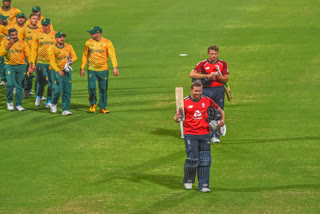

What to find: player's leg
left=61, top=71, right=72, bottom=115
left=87, top=70, right=98, bottom=112
left=50, top=71, right=63, bottom=113
left=197, top=134, right=212, bottom=192
left=23, top=63, right=33, bottom=98
left=35, top=64, right=48, bottom=106
left=183, top=134, right=200, bottom=189
left=4, top=65, right=15, bottom=110
left=14, top=64, right=27, bottom=111
left=97, top=70, right=109, bottom=113
left=46, top=67, right=53, bottom=107
left=0, top=56, right=6, bottom=86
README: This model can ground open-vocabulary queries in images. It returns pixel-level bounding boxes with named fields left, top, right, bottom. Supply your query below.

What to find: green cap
left=41, top=18, right=51, bottom=25
left=55, top=32, right=66, bottom=38
left=32, top=6, right=41, bottom=12
left=3, top=0, right=11, bottom=2
left=16, top=12, right=26, bottom=18
left=0, top=14, right=8, bottom=20
left=88, top=26, right=102, bottom=34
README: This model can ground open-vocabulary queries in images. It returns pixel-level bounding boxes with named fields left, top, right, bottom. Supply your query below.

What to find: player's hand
left=80, top=69, right=85, bottom=78
left=6, top=39, right=16, bottom=49
left=28, top=65, right=34, bottom=73
left=218, top=119, right=225, bottom=127
left=207, top=72, right=215, bottom=79
left=174, top=111, right=183, bottom=122
left=58, top=70, right=65, bottom=76
left=113, top=67, right=119, bottom=77
left=32, top=64, right=36, bottom=71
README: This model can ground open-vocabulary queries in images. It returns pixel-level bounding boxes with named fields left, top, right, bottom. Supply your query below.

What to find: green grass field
left=1, top=0, right=320, bottom=213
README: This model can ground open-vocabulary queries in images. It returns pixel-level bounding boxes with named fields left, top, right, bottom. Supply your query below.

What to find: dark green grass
left=0, top=0, right=319, bottom=213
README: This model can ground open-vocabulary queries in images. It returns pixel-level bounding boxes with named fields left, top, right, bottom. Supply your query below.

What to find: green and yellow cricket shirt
left=31, top=30, right=57, bottom=64
left=0, top=39, right=31, bottom=65
left=48, top=43, right=77, bottom=72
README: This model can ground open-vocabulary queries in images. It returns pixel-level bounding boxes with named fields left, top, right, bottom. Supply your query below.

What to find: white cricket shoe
left=50, top=104, right=57, bottom=113
left=0, top=81, right=6, bottom=86
left=16, top=105, right=25, bottom=111
left=199, top=187, right=211, bottom=193
left=29, top=90, right=33, bottom=96
left=46, top=101, right=52, bottom=108
left=211, top=136, right=220, bottom=143
left=184, top=183, right=192, bottom=190
left=42, top=96, right=46, bottom=101
left=7, top=102, right=14, bottom=111
left=35, top=96, right=42, bottom=106
left=62, top=110, right=72, bottom=116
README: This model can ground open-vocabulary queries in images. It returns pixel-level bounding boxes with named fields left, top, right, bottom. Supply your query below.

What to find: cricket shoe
left=62, top=110, right=72, bottom=116
left=16, top=105, right=25, bottom=111
left=35, top=96, right=42, bottom=106
left=46, top=100, right=52, bottom=108
left=7, top=102, right=14, bottom=111
left=42, top=96, right=46, bottom=101
left=184, top=183, right=193, bottom=190
left=50, top=104, right=57, bottom=113
left=100, top=108, right=110, bottom=114
left=29, top=90, right=34, bottom=96
left=89, top=104, right=97, bottom=113
left=211, top=136, right=220, bottom=143
left=0, top=81, right=6, bottom=86
left=199, top=187, right=211, bottom=193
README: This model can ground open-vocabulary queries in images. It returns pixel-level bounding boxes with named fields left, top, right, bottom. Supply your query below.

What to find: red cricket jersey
left=194, top=59, right=229, bottom=87
left=183, top=95, right=219, bottom=135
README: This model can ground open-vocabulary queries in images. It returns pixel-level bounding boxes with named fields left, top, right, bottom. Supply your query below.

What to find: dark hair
left=208, top=45, right=219, bottom=53
left=29, top=13, right=39, bottom=19
left=191, top=80, right=203, bottom=89
left=8, top=28, right=17, bottom=35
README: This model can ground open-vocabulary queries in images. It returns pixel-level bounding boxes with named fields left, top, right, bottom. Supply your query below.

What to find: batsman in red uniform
left=174, top=81, right=225, bottom=193
left=190, top=45, right=229, bottom=143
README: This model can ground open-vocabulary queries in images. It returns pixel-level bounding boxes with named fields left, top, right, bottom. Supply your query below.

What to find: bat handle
left=180, top=121, right=184, bottom=139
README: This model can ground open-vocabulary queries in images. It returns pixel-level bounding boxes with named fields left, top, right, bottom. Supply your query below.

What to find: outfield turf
left=1, top=0, right=320, bottom=213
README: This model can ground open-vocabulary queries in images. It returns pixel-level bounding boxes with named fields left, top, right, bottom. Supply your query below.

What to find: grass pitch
left=1, top=0, right=320, bottom=213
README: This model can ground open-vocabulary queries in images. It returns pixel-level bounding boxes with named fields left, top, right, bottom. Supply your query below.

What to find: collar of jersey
left=55, top=43, right=65, bottom=49
left=206, top=59, right=219, bottom=64
left=2, top=6, right=11, bottom=11
left=27, top=25, right=38, bottom=30
left=189, top=95, right=201, bottom=103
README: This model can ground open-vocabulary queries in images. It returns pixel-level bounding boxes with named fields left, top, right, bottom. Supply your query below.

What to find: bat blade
left=175, top=87, right=185, bottom=139
left=215, top=65, right=233, bottom=102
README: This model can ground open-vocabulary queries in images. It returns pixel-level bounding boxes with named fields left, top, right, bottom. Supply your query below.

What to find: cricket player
left=9, top=12, right=26, bottom=31
left=80, top=26, right=119, bottom=114
left=0, top=14, right=8, bottom=86
left=174, top=81, right=225, bottom=192
left=48, top=32, right=77, bottom=115
left=18, top=13, right=41, bottom=98
left=0, top=0, right=21, bottom=25
left=31, top=18, right=56, bottom=107
left=26, top=6, right=54, bottom=31
left=190, top=45, right=229, bottom=143
left=0, top=28, right=33, bottom=111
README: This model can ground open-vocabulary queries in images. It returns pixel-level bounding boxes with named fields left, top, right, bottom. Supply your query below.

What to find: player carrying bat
left=174, top=81, right=225, bottom=193
left=189, top=45, right=230, bottom=143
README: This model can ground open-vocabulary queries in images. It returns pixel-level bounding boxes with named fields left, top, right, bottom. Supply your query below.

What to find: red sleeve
left=221, top=61, right=229, bottom=75
left=194, top=60, right=206, bottom=73
left=209, top=97, right=219, bottom=109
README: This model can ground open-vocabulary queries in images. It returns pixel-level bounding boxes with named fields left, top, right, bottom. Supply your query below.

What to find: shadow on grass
left=151, top=128, right=182, bottom=139
left=225, top=136, right=320, bottom=144
left=214, top=183, right=320, bottom=192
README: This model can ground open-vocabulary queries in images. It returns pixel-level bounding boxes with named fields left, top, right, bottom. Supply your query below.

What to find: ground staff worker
left=31, top=18, right=56, bottom=107
left=80, top=26, right=119, bottom=114
left=174, top=81, right=225, bottom=193
left=0, top=28, right=33, bottom=111
left=48, top=32, right=77, bottom=115
left=190, top=45, right=229, bottom=143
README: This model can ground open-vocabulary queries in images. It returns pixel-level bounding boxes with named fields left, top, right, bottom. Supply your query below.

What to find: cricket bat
left=175, top=87, right=185, bottom=139
left=215, top=65, right=233, bottom=101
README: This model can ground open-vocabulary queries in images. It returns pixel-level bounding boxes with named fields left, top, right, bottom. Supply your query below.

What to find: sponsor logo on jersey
left=193, top=110, right=202, bottom=119
left=188, top=105, right=193, bottom=109
left=205, top=67, right=210, bottom=70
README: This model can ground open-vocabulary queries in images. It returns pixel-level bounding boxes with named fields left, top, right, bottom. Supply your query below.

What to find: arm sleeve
left=194, top=61, right=204, bottom=73
left=1, top=26, right=8, bottom=35
left=209, top=98, right=219, bottom=109
left=107, top=40, right=118, bottom=67
left=48, top=47, right=60, bottom=72
left=0, top=41, right=8, bottom=57
left=18, top=28, right=24, bottom=40
left=31, top=34, right=38, bottom=64
left=221, top=61, right=229, bottom=75
left=70, top=45, right=78, bottom=62
left=24, top=41, right=32, bottom=63
left=80, top=42, right=89, bottom=69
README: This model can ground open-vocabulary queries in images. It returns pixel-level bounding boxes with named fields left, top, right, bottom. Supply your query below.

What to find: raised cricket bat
left=215, top=65, right=233, bottom=101
left=175, top=87, right=185, bottom=139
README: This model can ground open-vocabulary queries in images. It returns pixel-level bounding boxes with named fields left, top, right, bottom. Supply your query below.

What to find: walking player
left=190, top=45, right=229, bottom=143
left=0, top=28, right=33, bottom=111
left=80, top=26, right=119, bottom=114
left=173, top=81, right=225, bottom=192
left=48, top=32, right=77, bottom=115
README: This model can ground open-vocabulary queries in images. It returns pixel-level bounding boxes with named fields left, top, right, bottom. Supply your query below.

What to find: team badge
left=69, top=80, right=71, bottom=83
left=8, top=71, right=10, bottom=75
left=89, top=74, right=92, bottom=78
